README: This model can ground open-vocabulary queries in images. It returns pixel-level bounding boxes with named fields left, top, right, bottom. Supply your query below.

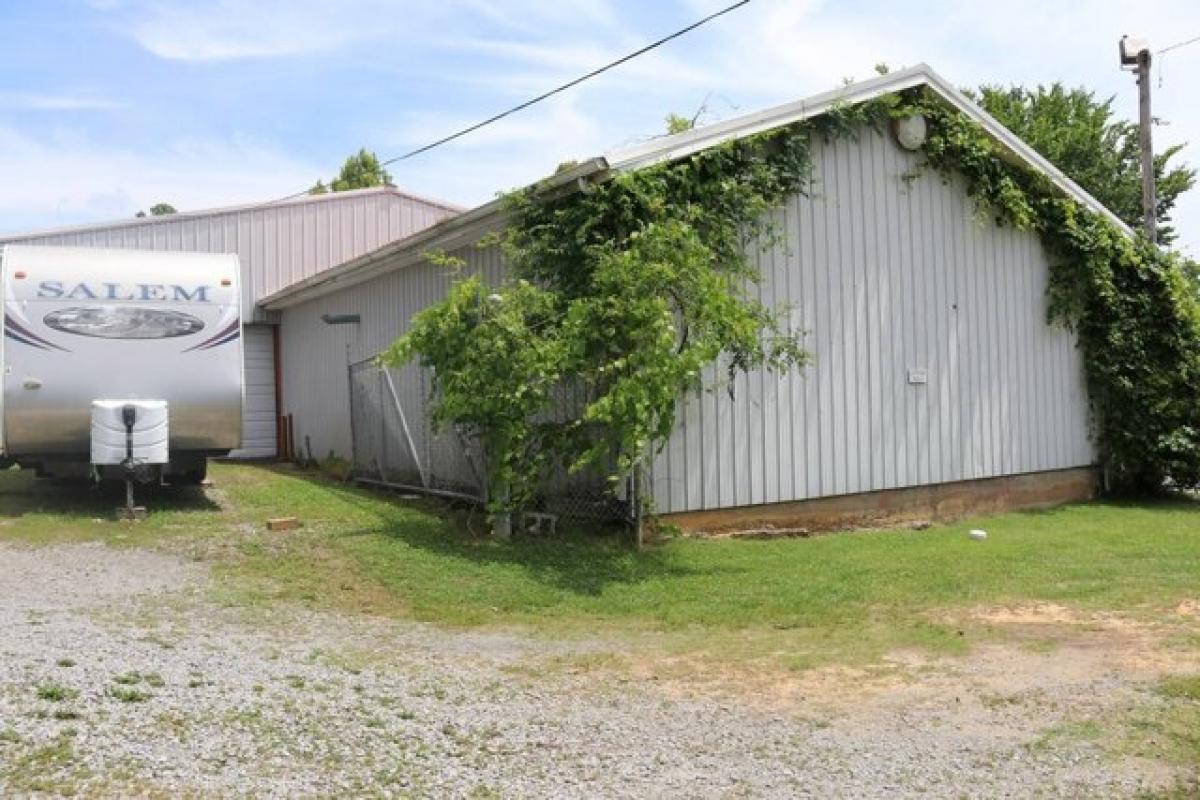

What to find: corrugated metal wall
left=279, top=240, right=506, bottom=460
left=0, top=188, right=458, bottom=323
left=229, top=326, right=277, bottom=458
left=648, top=130, right=1093, bottom=513
left=279, top=128, right=1094, bottom=511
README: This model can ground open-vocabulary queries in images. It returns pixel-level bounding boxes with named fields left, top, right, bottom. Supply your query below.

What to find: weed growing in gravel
left=1121, top=681, right=1200, bottom=767
left=0, top=728, right=21, bottom=744
left=1158, top=675, right=1200, bottom=701
left=1027, top=719, right=1105, bottom=752
left=36, top=684, right=79, bottom=702
left=108, top=686, right=152, bottom=703
left=414, top=682, right=448, bottom=701
left=224, top=708, right=265, bottom=727
left=110, top=670, right=165, bottom=688
left=139, top=634, right=176, bottom=650
left=0, top=732, right=88, bottom=794
left=55, top=658, right=76, bottom=668
left=1137, top=778, right=1200, bottom=799
left=52, top=709, right=82, bottom=721
left=155, top=712, right=190, bottom=739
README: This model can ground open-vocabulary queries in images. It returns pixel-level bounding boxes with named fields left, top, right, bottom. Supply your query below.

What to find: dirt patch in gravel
left=1, top=542, right=1196, bottom=798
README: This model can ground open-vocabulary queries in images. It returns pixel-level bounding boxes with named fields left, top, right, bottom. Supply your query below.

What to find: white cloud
left=0, top=125, right=320, bottom=235
left=0, top=91, right=125, bottom=111
left=387, top=96, right=600, bottom=152
left=101, top=0, right=627, bottom=62
left=26, top=0, right=1200, bottom=256
left=438, top=36, right=713, bottom=96
left=109, top=0, right=398, bottom=60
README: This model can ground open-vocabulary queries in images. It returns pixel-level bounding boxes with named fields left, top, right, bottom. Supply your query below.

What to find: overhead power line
left=1154, top=34, right=1200, bottom=90
left=1157, top=34, right=1200, bottom=55
left=260, top=0, right=752, bottom=207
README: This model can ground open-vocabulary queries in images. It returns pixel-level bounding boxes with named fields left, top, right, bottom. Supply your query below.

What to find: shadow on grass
left=0, top=468, right=220, bottom=519
left=1010, top=491, right=1200, bottom=516
left=277, top=468, right=724, bottom=598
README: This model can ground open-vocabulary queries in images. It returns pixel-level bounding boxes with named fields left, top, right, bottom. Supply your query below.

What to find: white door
left=230, top=324, right=277, bottom=458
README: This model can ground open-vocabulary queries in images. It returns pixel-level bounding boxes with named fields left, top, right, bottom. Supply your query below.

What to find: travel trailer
left=0, top=245, right=243, bottom=488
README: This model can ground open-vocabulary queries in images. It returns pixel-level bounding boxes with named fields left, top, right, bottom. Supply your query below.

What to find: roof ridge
left=0, top=185, right=465, bottom=242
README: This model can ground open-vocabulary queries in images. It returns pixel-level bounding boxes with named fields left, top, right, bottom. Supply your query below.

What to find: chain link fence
left=348, top=357, right=638, bottom=529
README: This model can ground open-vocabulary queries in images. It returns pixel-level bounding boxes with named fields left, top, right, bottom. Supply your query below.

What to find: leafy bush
left=383, top=124, right=816, bottom=511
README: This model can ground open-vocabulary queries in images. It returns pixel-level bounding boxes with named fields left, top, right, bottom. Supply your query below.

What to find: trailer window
left=43, top=306, right=205, bottom=339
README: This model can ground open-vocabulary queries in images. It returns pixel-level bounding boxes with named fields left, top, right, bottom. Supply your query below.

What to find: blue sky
left=1, top=0, right=1198, bottom=255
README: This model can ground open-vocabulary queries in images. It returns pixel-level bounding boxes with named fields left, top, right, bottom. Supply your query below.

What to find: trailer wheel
left=174, top=460, right=208, bottom=486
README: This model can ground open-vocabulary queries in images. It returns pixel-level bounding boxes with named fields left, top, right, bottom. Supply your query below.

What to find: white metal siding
left=230, top=325, right=277, bottom=458
left=0, top=189, right=457, bottom=324
left=279, top=128, right=1093, bottom=510
left=279, top=242, right=507, bottom=459
left=648, top=130, right=1093, bottom=513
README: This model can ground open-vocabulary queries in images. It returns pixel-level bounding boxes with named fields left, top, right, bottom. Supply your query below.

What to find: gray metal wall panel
left=648, top=130, right=1093, bottom=513
left=229, top=324, right=278, bottom=459
left=0, top=190, right=456, bottom=324
left=278, top=128, right=1093, bottom=509
left=279, top=241, right=506, bottom=460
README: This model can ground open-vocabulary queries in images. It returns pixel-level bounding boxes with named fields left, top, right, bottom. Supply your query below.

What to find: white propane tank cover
left=91, top=400, right=170, bottom=466
left=968, top=529, right=988, bottom=541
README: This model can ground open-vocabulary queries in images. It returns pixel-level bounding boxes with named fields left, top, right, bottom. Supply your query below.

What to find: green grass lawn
left=3, top=462, right=1200, bottom=664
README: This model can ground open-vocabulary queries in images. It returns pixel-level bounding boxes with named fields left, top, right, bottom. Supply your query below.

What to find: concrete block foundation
left=660, top=467, right=1098, bottom=535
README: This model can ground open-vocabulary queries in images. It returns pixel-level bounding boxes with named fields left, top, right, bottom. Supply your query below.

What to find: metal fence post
left=346, top=359, right=359, bottom=473
left=382, top=366, right=429, bottom=489
left=632, top=463, right=644, bottom=550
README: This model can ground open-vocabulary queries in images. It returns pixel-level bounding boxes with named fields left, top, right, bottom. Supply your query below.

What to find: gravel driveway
left=0, top=541, right=1180, bottom=798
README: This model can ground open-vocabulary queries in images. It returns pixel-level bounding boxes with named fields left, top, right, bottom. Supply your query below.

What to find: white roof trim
left=0, top=185, right=466, bottom=243
left=607, top=65, right=931, bottom=171
left=608, top=63, right=1131, bottom=233
left=262, top=64, right=1132, bottom=310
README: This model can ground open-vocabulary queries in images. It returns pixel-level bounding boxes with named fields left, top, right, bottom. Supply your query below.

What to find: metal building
left=0, top=187, right=461, bottom=457
left=260, top=65, right=1121, bottom=526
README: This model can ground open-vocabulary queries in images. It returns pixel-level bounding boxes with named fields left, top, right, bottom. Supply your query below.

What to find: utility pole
left=1120, top=35, right=1156, bottom=240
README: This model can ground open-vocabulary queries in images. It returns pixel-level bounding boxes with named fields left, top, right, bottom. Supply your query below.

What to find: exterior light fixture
left=892, top=114, right=928, bottom=151
left=321, top=313, right=361, bottom=325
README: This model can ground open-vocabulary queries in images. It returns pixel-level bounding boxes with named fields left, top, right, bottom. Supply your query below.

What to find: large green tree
left=976, top=84, right=1196, bottom=245
left=309, top=149, right=393, bottom=195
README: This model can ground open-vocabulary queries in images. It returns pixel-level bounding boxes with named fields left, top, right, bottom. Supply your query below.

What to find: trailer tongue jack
left=119, top=404, right=146, bottom=521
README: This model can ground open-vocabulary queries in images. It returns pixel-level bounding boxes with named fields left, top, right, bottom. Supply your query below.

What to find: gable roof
left=260, top=64, right=1131, bottom=311
left=0, top=185, right=464, bottom=243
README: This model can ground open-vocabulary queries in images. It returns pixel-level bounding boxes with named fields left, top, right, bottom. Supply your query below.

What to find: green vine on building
left=382, top=86, right=1200, bottom=514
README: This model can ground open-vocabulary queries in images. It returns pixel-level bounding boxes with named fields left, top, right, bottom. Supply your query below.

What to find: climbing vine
left=892, top=87, right=1200, bottom=492
left=384, top=83, right=1200, bottom=514
left=381, top=122, right=824, bottom=511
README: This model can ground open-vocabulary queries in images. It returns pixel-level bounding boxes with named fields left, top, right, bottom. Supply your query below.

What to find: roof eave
left=259, top=157, right=611, bottom=310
